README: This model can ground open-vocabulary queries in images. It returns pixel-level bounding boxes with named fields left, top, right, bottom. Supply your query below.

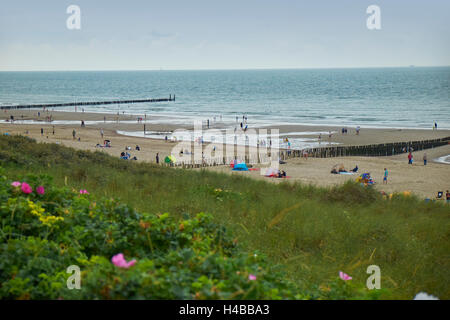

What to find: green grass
left=1, top=134, right=449, bottom=299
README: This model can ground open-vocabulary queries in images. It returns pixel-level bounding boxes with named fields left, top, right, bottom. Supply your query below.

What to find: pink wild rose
left=36, top=186, right=45, bottom=195
left=111, top=253, right=136, bottom=269
left=339, top=271, right=352, bottom=281
left=79, top=189, right=89, bottom=194
left=248, top=274, right=257, bottom=281
left=21, top=182, right=33, bottom=194
left=11, top=181, right=21, bottom=187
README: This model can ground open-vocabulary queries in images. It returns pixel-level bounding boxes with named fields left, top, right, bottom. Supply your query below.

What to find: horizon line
left=1, top=65, right=449, bottom=73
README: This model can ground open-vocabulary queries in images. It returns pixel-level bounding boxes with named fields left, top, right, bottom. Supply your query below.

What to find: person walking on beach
left=40, top=128, right=44, bottom=136
left=72, top=129, right=76, bottom=140
left=423, top=152, right=427, bottom=166
left=156, top=153, right=159, bottom=164
left=383, top=168, right=388, bottom=184
left=52, top=126, right=55, bottom=135
left=408, top=152, right=413, bottom=165
left=100, top=129, right=104, bottom=139
left=434, top=122, right=438, bottom=130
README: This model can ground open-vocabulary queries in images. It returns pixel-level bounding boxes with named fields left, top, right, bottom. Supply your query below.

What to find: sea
left=1, top=67, right=449, bottom=128
left=0, top=67, right=449, bottom=157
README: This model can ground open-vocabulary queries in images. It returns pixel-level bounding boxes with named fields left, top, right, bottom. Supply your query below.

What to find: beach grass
left=1, top=134, right=449, bottom=299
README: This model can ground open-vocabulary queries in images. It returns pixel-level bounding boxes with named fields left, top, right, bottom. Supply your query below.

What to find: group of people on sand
left=330, top=164, right=390, bottom=185
left=120, top=145, right=140, bottom=161
left=407, top=151, right=428, bottom=166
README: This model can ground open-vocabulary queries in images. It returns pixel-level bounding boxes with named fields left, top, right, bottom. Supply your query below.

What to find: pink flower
left=36, top=186, right=45, bottom=195
left=79, top=189, right=89, bottom=194
left=248, top=274, right=257, bottom=281
left=111, top=253, right=136, bottom=269
left=11, top=181, right=21, bottom=187
left=21, top=182, right=33, bottom=194
left=339, top=271, right=352, bottom=281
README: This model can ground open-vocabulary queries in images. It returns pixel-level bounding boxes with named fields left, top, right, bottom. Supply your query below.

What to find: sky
left=0, top=0, right=449, bottom=71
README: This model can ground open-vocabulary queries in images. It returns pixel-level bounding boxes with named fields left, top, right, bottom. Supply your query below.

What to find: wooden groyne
left=280, top=136, right=450, bottom=160
left=0, top=95, right=176, bottom=110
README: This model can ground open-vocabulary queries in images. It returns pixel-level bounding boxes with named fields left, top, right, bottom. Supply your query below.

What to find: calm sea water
left=0, top=67, right=449, bottom=129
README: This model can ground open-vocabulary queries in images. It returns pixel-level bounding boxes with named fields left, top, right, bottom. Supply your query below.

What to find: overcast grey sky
left=0, top=0, right=449, bottom=71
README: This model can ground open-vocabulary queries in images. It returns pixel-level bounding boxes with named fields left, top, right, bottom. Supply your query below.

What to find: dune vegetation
left=0, top=135, right=448, bottom=299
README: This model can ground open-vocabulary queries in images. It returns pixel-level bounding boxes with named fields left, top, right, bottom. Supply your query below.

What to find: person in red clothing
left=408, top=152, right=413, bottom=165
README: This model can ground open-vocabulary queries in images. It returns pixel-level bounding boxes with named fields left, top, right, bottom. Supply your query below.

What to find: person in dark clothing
left=156, top=153, right=160, bottom=164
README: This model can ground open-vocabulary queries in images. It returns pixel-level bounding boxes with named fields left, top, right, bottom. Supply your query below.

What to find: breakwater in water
left=0, top=96, right=175, bottom=110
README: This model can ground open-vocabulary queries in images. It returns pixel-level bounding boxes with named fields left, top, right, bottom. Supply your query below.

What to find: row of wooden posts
left=160, top=136, right=450, bottom=168
left=0, top=96, right=176, bottom=110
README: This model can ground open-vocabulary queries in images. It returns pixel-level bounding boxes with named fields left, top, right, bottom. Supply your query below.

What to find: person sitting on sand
left=423, top=153, right=427, bottom=166
left=351, top=165, right=358, bottom=173
left=281, top=170, right=287, bottom=178
left=120, top=152, right=129, bottom=160
left=446, top=190, right=450, bottom=204
left=136, top=145, right=141, bottom=151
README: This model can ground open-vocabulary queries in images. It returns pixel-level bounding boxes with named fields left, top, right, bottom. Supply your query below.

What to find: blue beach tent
left=232, top=163, right=249, bottom=171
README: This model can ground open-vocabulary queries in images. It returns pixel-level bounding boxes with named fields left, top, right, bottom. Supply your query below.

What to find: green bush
left=0, top=171, right=296, bottom=299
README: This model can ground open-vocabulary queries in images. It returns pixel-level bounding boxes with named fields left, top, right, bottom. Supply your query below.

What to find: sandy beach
left=1, top=109, right=449, bottom=199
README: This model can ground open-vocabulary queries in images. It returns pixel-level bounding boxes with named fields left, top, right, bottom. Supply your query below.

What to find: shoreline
left=3, top=107, right=450, bottom=130
left=3, top=109, right=450, bottom=147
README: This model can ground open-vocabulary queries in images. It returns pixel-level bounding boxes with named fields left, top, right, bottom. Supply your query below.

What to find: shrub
left=0, top=170, right=302, bottom=299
